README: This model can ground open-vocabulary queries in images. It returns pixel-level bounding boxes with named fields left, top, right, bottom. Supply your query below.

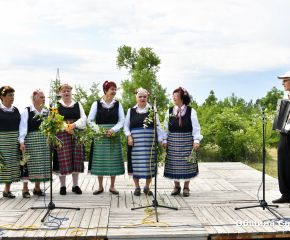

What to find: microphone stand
left=235, top=99, right=279, bottom=217
left=131, top=96, right=178, bottom=222
left=31, top=94, right=80, bottom=222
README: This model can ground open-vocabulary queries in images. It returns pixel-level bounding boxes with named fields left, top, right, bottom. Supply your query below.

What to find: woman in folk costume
left=163, top=87, right=202, bottom=197
left=0, top=86, right=21, bottom=198
left=18, top=89, right=50, bottom=198
left=53, top=84, right=87, bottom=195
left=87, top=81, right=125, bottom=195
left=124, top=87, right=163, bottom=196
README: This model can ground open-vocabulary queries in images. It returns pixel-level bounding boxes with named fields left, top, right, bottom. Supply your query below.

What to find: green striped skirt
left=0, top=131, right=20, bottom=183
left=24, top=130, right=50, bottom=182
left=89, top=124, right=125, bottom=176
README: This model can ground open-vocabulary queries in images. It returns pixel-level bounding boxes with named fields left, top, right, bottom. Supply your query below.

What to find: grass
left=199, top=146, right=278, bottom=179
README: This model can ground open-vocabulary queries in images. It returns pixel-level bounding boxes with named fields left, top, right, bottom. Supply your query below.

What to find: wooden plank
left=191, top=207, right=218, bottom=234
left=86, top=207, right=102, bottom=238
left=54, top=208, right=78, bottom=238
left=125, top=191, right=134, bottom=209
left=118, top=191, right=126, bottom=208
left=198, top=207, right=228, bottom=234
left=97, top=207, right=109, bottom=238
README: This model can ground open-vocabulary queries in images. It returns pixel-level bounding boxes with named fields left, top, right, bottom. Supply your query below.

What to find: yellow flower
left=57, top=129, right=59, bottom=131
left=48, top=116, right=51, bottom=119
left=56, top=119, right=59, bottom=122
left=48, top=132, right=50, bottom=134
left=47, top=128, right=49, bottom=130
left=65, top=123, right=72, bottom=132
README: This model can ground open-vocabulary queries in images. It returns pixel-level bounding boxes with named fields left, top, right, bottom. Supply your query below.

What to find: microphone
left=153, top=96, right=156, bottom=101
left=256, top=98, right=264, bottom=116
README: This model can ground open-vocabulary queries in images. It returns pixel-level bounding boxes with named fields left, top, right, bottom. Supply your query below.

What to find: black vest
left=58, top=102, right=80, bottom=120
left=169, top=106, right=193, bottom=132
left=130, top=107, right=154, bottom=129
left=95, top=100, right=119, bottom=124
left=0, top=107, right=21, bottom=132
left=26, top=107, right=44, bottom=131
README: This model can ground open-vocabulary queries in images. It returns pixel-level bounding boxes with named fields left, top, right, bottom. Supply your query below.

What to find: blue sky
left=1, top=0, right=290, bottom=110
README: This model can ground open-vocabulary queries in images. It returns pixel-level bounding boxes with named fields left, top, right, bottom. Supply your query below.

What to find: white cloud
left=1, top=0, right=290, bottom=106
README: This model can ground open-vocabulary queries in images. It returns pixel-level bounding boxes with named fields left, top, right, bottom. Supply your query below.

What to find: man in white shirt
left=273, top=71, right=290, bottom=204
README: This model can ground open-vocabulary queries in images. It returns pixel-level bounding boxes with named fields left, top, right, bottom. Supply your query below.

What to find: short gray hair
left=30, top=89, right=45, bottom=103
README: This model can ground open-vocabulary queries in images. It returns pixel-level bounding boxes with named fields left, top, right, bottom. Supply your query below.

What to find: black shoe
left=171, top=186, right=181, bottom=196
left=22, top=191, right=31, bottom=198
left=3, top=191, right=15, bottom=198
left=272, top=197, right=290, bottom=204
left=60, top=186, right=66, bottom=195
left=143, top=187, right=153, bottom=196
left=183, top=187, right=190, bottom=197
left=93, top=188, right=104, bottom=195
left=134, top=188, right=141, bottom=196
left=109, top=188, right=119, bottom=195
left=72, top=186, right=82, bottom=194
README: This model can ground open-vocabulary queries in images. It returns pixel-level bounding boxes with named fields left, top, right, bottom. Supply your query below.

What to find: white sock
left=59, top=176, right=66, bottom=187
left=72, top=173, right=79, bottom=187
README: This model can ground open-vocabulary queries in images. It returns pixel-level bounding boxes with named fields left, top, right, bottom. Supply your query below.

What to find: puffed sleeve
left=18, top=108, right=29, bottom=143
left=191, top=108, right=203, bottom=143
left=111, top=102, right=125, bottom=132
left=162, top=109, right=170, bottom=143
left=87, top=101, right=98, bottom=128
left=123, top=108, right=131, bottom=136
left=74, top=102, right=87, bottom=129
left=156, top=112, right=163, bottom=142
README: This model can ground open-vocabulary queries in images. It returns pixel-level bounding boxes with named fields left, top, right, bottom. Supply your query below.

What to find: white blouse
left=18, top=104, right=47, bottom=143
left=163, top=104, right=203, bottom=144
left=124, top=102, right=163, bottom=142
left=0, top=103, right=14, bottom=112
left=58, top=99, right=87, bottom=129
left=87, top=98, right=125, bottom=132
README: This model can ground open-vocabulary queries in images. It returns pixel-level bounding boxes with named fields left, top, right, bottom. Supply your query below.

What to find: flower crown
left=179, top=86, right=188, bottom=95
left=57, top=84, right=73, bottom=92
left=33, top=89, right=41, bottom=96
left=1, top=86, right=12, bottom=95
left=135, top=87, right=150, bottom=97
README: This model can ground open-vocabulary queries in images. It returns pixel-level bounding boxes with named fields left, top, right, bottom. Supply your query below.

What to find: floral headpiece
left=57, top=84, right=73, bottom=92
left=33, top=89, right=41, bottom=96
left=135, top=87, right=150, bottom=97
left=179, top=86, right=188, bottom=95
left=104, top=82, right=108, bottom=88
left=1, top=86, right=12, bottom=96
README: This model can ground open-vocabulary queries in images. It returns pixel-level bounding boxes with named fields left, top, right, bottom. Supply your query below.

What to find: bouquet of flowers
left=39, top=107, right=65, bottom=147
left=20, top=151, right=30, bottom=172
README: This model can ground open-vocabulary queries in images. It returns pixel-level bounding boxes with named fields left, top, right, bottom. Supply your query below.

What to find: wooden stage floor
left=1, top=162, right=290, bottom=240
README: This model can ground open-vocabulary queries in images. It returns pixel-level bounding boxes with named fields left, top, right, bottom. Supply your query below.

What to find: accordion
left=272, top=99, right=290, bottom=134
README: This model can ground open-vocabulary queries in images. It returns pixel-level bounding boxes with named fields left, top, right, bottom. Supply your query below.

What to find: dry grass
left=199, top=146, right=278, bottom=179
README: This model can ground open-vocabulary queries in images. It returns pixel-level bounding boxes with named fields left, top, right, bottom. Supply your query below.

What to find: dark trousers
left=278, top=134, right=290, bottom=200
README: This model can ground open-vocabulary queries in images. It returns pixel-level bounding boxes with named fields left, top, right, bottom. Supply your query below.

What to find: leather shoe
left=72, top=186, right=82, bottom=194
left=109, top=189, right=119, bottom=195
left=272, top=197, right=290, bottom=204
left=143, top=187, right=153, bottom=196
left=60, top=186, right=66, bottom=195
left=171, top=186, right=181, bottom=196
left=93, top=188, right=104, bottom=195
left=134, top=188, right=141, bottom=196
left=183, top=187, right=190, bottom=197
left=3, top=191, right=15, bottom=198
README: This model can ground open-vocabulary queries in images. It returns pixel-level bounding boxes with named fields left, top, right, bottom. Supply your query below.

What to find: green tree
left=72, top=82, right=101, bottom=116
left=204, top=90, right=218, bottom=106
left=260, top=86, right=283, bottom=111
left=116, top=45, right=169, bottom=112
